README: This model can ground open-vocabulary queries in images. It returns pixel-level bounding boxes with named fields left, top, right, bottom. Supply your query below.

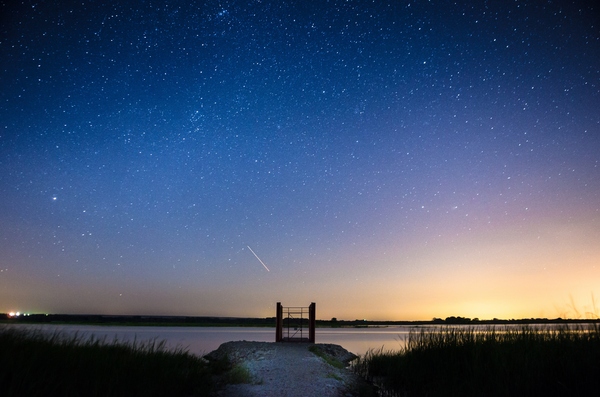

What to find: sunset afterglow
left=1, top=1, right=598, bottom=321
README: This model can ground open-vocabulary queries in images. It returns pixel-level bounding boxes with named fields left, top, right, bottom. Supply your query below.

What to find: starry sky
left=1, top=1, right=599, bottom=321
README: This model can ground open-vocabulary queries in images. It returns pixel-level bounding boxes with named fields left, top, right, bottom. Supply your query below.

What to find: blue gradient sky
left=1, top=1, right=599, bottom=320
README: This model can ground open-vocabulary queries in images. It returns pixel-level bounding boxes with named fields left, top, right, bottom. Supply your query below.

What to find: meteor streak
left=247, top=245, right=270, bottom=272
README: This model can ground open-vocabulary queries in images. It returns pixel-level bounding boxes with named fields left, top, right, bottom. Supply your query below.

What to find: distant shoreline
left=2, top=313, right=598, bottom=328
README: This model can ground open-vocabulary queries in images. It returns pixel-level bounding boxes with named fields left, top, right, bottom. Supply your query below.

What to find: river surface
left=8, top=324, right=416, bottom=356
left=8, top=323, right=575, bottom=356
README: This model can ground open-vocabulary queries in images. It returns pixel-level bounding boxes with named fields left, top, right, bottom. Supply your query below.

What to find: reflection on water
left=8, top=323, right=578, bottom=356
left=9, top=324, right=415, bottom=356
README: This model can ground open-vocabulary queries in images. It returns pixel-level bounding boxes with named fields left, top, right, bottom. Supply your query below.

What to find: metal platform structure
left=275, top=302, right=316, bottom=343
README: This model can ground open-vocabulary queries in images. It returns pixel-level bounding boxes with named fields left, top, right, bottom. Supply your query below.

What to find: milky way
left=1, top=1, right=598, bottom=320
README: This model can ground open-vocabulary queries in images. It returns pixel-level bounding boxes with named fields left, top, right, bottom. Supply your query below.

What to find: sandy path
left=206, top=341, right=365, bottom=397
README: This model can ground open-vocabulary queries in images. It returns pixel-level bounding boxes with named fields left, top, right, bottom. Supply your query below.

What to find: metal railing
left=276, top=302, right=315, bottom=343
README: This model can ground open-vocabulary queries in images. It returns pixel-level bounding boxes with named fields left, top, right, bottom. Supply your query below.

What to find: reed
left=353, top=324, right=600, bottom=396
left=0, top=326, right=213, bottom=397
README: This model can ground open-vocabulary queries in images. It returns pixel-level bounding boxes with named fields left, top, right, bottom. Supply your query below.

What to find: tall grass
left=0, top=326, right=213, bottom=397
left=353, top=324, right=600, bottom=396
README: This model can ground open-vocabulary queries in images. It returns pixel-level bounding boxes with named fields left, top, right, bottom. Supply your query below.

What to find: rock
left=204, top=341, right=357, bottom=366
left=204, top=341, right=277, bottom=364
left=205, top=341, right=369, bottom=396
left=311, top=343, right=358, bottom=364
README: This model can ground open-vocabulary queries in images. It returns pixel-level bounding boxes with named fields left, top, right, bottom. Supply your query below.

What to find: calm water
left=8, top=324, right=415, bottom=356
left=10, top=323, right=570, bottom=356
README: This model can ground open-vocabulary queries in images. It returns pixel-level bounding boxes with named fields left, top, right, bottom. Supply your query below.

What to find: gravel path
left=205, top=341, right=366, bottom=397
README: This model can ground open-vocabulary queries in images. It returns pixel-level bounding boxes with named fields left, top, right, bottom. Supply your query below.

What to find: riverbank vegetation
left=353, top=324, right=600, bottom=396
left=4, top=312, right=598, bottom=328
left=0, top=327, right=213, bottom=397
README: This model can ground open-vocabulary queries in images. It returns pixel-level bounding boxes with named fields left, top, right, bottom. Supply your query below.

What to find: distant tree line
left=0, top=313, right=276, bottom=327
left=1, top=313, right=598, bottom=327
left=432, top=316, right=600, bottom=325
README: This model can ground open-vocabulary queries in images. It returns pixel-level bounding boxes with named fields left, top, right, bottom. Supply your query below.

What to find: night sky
left=1, top=1, right=599, bottom=321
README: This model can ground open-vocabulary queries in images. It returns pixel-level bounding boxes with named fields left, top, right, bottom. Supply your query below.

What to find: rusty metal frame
left=276, top=302, right=315, bottom=343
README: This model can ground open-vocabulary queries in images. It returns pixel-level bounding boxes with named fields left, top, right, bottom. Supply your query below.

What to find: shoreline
left=3, top=313, right=598, bottom=328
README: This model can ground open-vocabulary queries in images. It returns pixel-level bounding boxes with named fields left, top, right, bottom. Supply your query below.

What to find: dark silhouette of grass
left=353, top=324, right=600, bottom=396
left=0, top=326, right=213, bottom=397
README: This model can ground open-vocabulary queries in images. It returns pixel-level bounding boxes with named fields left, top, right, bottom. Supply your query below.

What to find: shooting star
left=247, top=245, right=270, bottom=272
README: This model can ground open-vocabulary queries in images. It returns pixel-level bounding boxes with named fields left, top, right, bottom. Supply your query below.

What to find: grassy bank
left=353, top=324, right=600, bottom=396
left=0, top=326, right=213, bottom=397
